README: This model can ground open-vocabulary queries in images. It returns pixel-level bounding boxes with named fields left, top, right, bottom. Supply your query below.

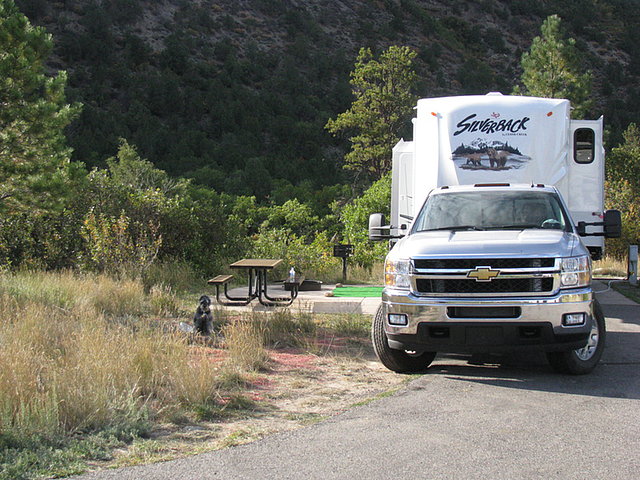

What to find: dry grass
left=0, top=270, right=217, bottom=440
left=593, top=256, right=628, bottom=277
left=0, top=269, right=395, bottom=479
left=223, top=319, right=270, bottom=372
left=0, top=271, right=337, bottom=441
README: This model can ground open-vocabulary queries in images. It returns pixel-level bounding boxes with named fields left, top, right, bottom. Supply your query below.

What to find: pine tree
left=514, top=15, right=592, bottom=117
left=326, top=46, right=417, bottom=181
left=0, top=0, right=80, bottom=211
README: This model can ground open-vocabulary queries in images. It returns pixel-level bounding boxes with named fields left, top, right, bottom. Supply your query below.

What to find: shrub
left=82, top=210, right=162, bottom=276
left=340, top=174, right=390, bottom=268
left=605, top=179, right=640, bottom=259
left=251, top=228, right=340, bottom=279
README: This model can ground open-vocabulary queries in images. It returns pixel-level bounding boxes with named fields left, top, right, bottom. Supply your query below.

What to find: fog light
left=388, top=313, right=408, bottom=326
left=563, top=313, right=586, bottom=326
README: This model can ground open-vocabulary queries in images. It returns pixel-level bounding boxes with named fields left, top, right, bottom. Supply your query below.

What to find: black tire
left=372, top=304, right=436, bottom=373
left=546, top=300, right=606, bottom=375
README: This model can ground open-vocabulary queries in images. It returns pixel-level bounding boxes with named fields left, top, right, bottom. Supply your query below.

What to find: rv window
left=574, top=128, right=595, bottom=164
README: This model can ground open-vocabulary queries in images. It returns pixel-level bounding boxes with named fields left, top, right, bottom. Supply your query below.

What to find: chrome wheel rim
left=575, top=319, right=599, bottom=361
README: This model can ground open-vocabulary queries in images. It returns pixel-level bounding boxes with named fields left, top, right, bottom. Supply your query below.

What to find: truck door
left=569, top=117, right=605, bottom=257
left=391, top=140, right=414, bottom=237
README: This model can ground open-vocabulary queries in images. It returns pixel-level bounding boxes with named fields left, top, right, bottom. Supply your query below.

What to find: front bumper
left=383, top=287, right=594, bottom=353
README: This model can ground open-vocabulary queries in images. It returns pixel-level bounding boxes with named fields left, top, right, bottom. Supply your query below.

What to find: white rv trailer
left=391, top=93, right=606, bottom=258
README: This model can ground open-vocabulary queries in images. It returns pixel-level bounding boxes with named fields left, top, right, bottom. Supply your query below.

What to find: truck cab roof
left=433, top=183, right=558, bottom=194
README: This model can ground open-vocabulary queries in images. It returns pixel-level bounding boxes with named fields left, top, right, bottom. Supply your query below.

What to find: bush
left=340, top=174, right=391, bottom=268
left=82, top=210, right=161, bottom=276
left=251, top=228, right=340, bottom=279
left=605, top=124, right=640, bottom=258
left=605, top=179, right=640, bottom=259
left=0, top=210, right=84, bottom=270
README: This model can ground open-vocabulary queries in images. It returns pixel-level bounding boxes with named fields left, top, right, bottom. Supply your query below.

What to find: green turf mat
left=331, top=286, right=384, bottom=297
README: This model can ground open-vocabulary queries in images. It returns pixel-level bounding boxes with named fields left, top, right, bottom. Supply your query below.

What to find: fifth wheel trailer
left=390, top=93, right=607, bottom=259
left=369, top=94, right=621, bottom=375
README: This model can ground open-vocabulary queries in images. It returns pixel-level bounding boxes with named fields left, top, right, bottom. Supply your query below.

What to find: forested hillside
left=15, top=0, right=640, bottom=199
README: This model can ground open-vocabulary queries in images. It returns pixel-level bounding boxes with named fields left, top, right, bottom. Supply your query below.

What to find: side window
left=574, top=128, right=595, bottom=164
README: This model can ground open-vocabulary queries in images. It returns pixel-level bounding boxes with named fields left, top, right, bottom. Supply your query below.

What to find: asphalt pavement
left=71, top=281, right=640, bottom=480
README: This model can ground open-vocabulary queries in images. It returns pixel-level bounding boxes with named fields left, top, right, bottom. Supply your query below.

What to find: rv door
left=568, top=117, right=605, bottom=258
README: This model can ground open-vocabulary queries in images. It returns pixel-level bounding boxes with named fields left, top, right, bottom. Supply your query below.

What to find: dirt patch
left=93, top=333, right=408, bottom=470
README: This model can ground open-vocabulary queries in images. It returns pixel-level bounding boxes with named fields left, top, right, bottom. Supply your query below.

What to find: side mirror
left=577, top=222, right=586, bottom=236
left=604, top=209, right=622, bottom=238
left=368, top=213, right=388, bottom=241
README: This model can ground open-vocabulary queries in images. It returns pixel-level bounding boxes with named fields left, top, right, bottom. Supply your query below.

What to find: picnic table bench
left=284, top=273, right=305, bottom=292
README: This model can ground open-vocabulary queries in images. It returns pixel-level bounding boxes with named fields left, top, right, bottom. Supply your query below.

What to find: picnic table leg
left=257, top=269, right=297, bottom=306
left=214, top=283, right=253, bottom=306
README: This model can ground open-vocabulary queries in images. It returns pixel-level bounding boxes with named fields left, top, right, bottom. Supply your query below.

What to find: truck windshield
left=412, top=191, right=570, bottom=233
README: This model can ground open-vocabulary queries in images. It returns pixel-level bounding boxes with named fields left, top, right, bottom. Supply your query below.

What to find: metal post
left=629, top=245, right=638, bottom=286
left=342, top=257, right=348, bottom=284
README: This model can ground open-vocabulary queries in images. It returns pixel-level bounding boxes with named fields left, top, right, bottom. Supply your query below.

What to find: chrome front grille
left=415, top=278, right=555, bottom=294
left=413, top=258, right=555, bottom=269
left=411, top=257, right=558, bottom=297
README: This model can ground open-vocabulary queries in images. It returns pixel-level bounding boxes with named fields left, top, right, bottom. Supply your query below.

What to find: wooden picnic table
left=209, top=258, right=299, bottom=307
left=230, top=259, right=283, bottom=269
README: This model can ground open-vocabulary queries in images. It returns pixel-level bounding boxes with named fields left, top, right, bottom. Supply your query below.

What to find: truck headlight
left=385, top=258, right=412, bottom=289
left=561, top=255, right=591, bottom=288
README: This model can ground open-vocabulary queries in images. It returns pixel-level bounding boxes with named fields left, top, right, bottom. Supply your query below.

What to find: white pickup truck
left=369, top=94, right=621, bottom=374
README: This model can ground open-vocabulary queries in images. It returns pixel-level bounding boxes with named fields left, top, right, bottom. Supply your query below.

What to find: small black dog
left=193, top=295, right=213, bottom=335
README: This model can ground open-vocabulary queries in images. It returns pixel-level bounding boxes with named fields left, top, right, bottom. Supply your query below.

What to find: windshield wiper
left=484, top=224, right=541, bottom=230
left=424, top=225, right=486, bottom=232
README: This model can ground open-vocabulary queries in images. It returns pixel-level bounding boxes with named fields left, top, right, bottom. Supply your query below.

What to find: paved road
left=73, top=282, right=639, bottom=480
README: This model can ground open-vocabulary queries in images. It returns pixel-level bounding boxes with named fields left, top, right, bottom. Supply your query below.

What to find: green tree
left=514, top=14, right=592, bottom=117
left=340, top=173, right=391, bottom=267
left=326, top=46, right=417, bottom=181
left=604, top=123, right=640, bottom=258
left=607, top=123, right=640, bottom=189
left=0, top=0, right=80, bottom=211
left=107, top=139, right=189, bottom=196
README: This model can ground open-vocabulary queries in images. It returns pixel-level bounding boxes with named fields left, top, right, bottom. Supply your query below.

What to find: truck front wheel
left=372, top=305, right=436, bottom=373
left=546, top=300, right=606, bottom=375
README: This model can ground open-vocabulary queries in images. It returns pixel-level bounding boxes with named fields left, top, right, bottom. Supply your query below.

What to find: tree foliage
left=326, top=46, right=418, bottom=181
left=605, top=124, right=640, bottom=258
left=340, top=173, right=391, bottom=267
left=607, top=123, right=640, bottom=190
left=514, top=14, right=592, bottom=117
left=0, top=0, right=80, bottom=211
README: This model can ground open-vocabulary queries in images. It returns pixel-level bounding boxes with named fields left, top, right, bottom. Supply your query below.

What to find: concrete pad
left=311, top=301, right=362, bottom=314
left=209, top=282, right=382, bottom=315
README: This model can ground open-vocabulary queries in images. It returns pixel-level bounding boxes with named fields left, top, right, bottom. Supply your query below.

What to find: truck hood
left=392, top=230, right=584, bottom=259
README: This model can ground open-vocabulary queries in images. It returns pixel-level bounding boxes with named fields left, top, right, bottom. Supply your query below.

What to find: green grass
left=218, top=429, right=259, bottom=449
left=611, top=281, right=640, bottom=304
left=350, top=387, right=401, bottom=408
left=0, top=429, right=143, bottom=480
left=322, top=314, right=371, bottom=337
left=283, top=412, right=327, bottom=425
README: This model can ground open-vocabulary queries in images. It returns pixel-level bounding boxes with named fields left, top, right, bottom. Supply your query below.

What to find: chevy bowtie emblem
left=467, top=267, right=500, bottom=282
